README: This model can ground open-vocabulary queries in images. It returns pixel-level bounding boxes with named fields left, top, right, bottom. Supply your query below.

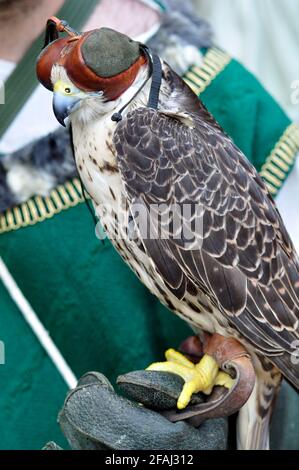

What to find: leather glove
left=48, top=371, right=228, bottom=450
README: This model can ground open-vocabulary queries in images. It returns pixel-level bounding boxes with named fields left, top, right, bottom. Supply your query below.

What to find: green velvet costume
left=0, top=1, right=299, bottom=450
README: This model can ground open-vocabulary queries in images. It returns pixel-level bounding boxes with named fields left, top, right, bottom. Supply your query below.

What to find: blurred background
left=194, top=0, right=299, bottom=122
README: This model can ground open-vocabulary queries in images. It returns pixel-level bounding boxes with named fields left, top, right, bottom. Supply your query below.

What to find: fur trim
left=0, top=128, right=76, bottom=212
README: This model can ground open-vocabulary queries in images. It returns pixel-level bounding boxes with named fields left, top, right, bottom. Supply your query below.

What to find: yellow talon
left=165, top=348, right=194, bottom=368
left=147, top=349, right=234, bottom=410
left=214, top=371, right=235, bottom=389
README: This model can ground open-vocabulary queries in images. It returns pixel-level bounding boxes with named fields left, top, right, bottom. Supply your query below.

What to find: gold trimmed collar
left=260, top=123, right=299, bottom=196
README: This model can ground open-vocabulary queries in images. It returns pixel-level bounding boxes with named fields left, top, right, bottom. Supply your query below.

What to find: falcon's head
left=36, top=17, right=149, bottom=126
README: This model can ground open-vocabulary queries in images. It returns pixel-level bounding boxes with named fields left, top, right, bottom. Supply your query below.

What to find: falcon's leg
left=237, top=356, right=282, bottom=450
left=147, top=348, right=234, bottom=410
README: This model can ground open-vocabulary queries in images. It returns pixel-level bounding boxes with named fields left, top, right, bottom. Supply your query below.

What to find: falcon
left=37, top=17, right=299, bottom=449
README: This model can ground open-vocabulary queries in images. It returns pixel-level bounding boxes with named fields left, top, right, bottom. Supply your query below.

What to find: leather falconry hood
left=36, top=17, right=147, bottom=101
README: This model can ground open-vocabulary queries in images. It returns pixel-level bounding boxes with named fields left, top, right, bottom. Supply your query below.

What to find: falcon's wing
left=113, top=105, right=299, bottom=388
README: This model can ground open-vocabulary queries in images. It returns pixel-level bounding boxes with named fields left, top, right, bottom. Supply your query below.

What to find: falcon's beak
left=53, top=92, right=81, bottom=127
